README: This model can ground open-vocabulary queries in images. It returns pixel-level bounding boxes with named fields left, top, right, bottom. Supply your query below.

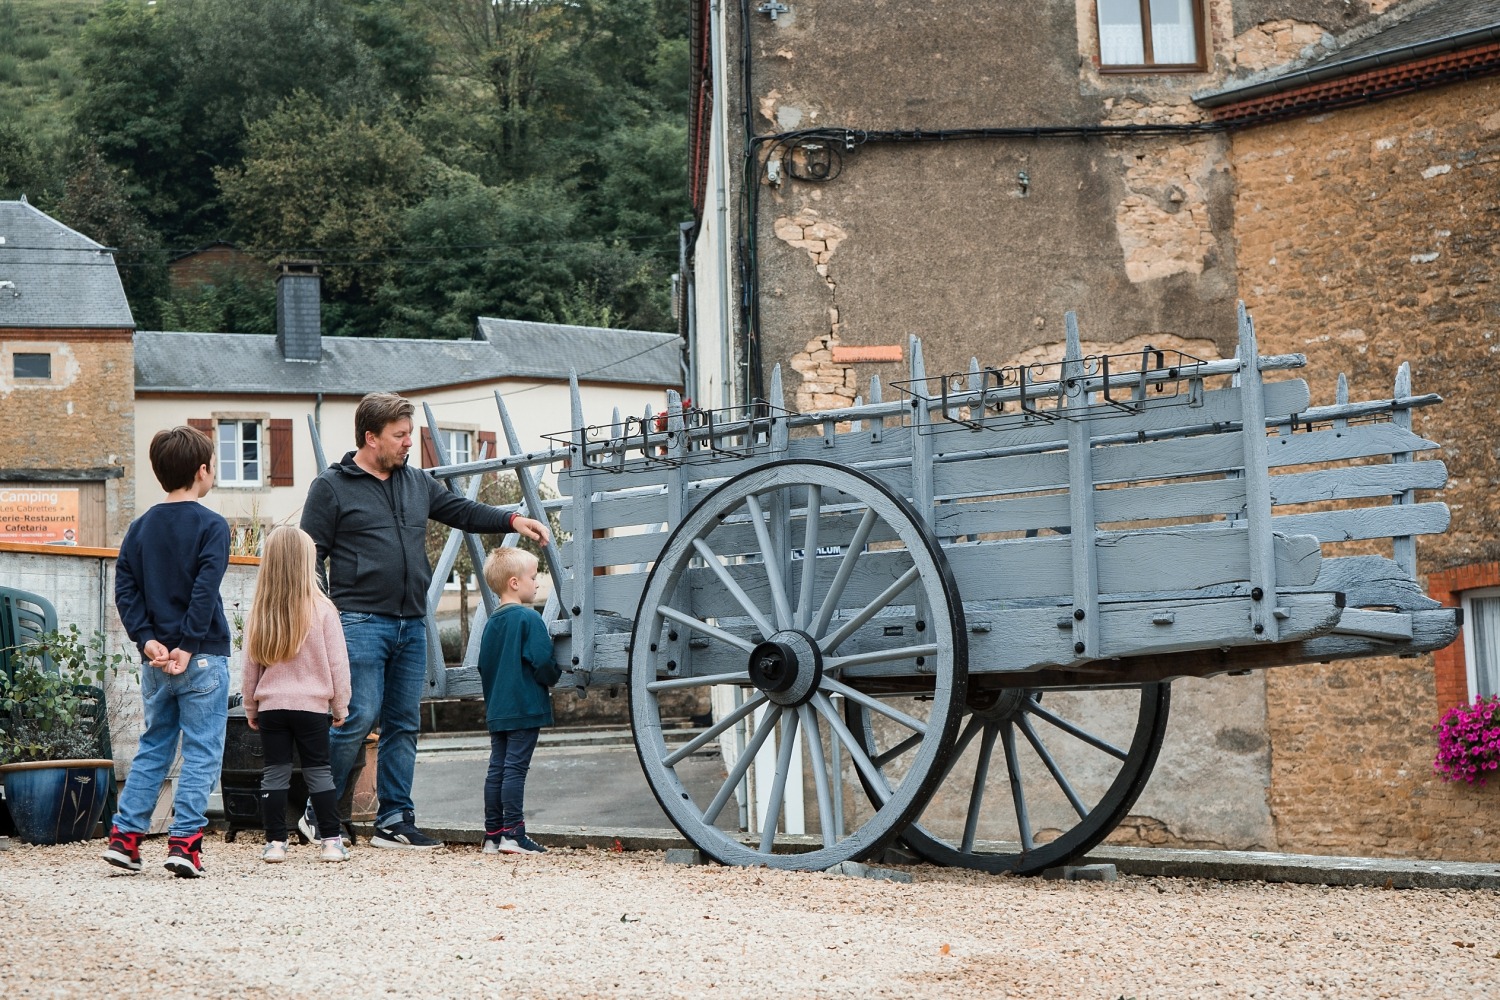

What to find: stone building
left=685, top=0, right=1500, bottom=858
left=0, top=197, right=135, bottom=546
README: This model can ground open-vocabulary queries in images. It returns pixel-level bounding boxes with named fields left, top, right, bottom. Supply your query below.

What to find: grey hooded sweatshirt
left=300, top=451, right=516, bottom=617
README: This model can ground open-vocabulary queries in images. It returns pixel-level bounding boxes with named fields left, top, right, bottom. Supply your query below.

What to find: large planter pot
left=0, top=759, right=114, bottom=846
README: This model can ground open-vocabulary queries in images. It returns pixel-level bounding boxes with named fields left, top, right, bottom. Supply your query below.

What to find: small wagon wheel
left=847, top=681, right=1169, bottom=874
left=629, top=459, right=968, bottom=870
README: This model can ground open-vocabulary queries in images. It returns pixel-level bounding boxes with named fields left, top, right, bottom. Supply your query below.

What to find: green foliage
left=156, top=266, right=277, bottom=335
left=0, top=625, right=127, bottom=765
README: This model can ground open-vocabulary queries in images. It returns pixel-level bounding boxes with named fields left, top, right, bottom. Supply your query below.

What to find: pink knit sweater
left=242, top=599, right=351, bottom=723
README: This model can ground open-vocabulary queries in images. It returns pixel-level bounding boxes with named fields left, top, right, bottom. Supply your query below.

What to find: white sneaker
left=320, top=838, right=349, bottom=863
left=262, top=841, right=288, bottom=864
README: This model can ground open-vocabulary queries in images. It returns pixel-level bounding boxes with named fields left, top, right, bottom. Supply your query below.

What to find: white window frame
left=1459, top=586, right=1500, bottom=700
left=217, top=419, right=263, bottom=488
left=440, top=428, right=472, bottom=466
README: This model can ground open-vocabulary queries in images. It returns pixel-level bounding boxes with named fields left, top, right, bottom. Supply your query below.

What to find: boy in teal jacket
left=477, top=547, right=562, bottom=855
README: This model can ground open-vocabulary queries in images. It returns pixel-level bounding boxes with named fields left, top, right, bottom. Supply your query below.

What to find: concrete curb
left=359, top=823, right=1500, bottom=889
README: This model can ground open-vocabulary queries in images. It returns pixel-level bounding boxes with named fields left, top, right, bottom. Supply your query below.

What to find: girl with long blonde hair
left=242, top=525, right=352, bottom=863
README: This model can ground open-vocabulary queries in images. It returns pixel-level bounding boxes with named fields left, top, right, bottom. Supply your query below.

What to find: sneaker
left=497, top=828, right=547, bottom=855
left=101, top=826, right=143, bottom=873
left=320, top=837, right=350, bottom=863
left=163, top=832, right=205, bottom=878
left=370, top=811, right=441, bottom=851
left=262, top=840, right=288, bottom=864
left=482, top=831, right=505, bottom=855
left=299, top=804, right=350, bottom=846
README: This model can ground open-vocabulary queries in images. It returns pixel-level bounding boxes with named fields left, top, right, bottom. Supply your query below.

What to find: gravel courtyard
left=2, top=837, right=1497, bottom=999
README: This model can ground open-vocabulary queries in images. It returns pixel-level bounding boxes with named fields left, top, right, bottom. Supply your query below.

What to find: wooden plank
left=1267, top=422, right=1436, bottom=466
left=1287, top=555, right=1441, bottom=611
left=1332, top=609, right=1414, bottom=641
left=1271, top=501, right=1449, bottom=544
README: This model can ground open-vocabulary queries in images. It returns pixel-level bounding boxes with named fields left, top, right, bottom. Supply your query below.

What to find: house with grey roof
left=134, top=266, right=685, bottom=536
left=0, top=197, right=137, bottom=545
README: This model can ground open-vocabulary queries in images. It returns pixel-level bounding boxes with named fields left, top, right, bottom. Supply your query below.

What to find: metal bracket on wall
left=756, top=1, right=788, bottom=19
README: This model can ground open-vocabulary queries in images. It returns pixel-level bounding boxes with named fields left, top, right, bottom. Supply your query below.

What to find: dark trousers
left=258, top=709, right=340, bottom=842
left=484, top=728, right=540, bottom=833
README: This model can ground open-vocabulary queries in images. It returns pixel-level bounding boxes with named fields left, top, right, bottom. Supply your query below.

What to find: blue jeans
left=112, top=654, right=229, bottom=838
left=328, top=612, right=426, bottom=828
left=484, top=728, right=540, bottom=832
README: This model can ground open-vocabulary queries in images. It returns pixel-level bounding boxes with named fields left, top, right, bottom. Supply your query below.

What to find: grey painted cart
left=322, top=304, right=1459, bottom=873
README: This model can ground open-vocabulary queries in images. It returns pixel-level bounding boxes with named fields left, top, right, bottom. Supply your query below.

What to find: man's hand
left=164, top=648, right=192, bottom=676
left=142, top=639, right=170, bottom=669
left=511, top=515, right=551, bottom=546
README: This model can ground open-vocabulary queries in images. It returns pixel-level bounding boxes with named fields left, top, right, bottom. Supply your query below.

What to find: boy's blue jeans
left=484, top=728, right=540, bottom=832
left=327, top=612, right=426, bottom=828
left=111, top=654, right=229, bottom=838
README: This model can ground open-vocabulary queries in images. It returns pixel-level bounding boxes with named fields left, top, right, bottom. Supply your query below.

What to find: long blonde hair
left=245, top=525, right=327, bottom=666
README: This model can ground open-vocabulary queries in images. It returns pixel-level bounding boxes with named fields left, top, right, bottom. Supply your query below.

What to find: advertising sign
left=0, top=487, right=81, bottom=544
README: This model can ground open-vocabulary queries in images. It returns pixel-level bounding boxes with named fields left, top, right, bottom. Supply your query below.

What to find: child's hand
left=163, top=648, right=192, bottom=676
left=143, top=639, right=170, bottom=668
left=332, top=716, right=346, bottom=728
left=246, top=717, right=259, bottom=731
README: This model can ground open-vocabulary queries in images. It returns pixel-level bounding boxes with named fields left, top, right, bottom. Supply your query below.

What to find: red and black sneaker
left=101, top=825, right=144, bottom=873
left=163, top=831, right=205, bottom=878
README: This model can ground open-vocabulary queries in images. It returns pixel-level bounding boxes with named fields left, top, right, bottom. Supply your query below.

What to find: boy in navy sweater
left=477, top=547, right=561, bottom=855
left=102, top=426, right=232, bottom=877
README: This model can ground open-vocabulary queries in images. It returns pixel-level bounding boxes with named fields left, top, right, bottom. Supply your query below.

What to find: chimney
left=276, top=260, right=322, bottom=361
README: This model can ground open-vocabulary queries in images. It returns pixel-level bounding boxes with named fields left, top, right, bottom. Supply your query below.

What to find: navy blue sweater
left=115, top=500, right=232, bottom=658
left=477, top=604, right=561, bottom=731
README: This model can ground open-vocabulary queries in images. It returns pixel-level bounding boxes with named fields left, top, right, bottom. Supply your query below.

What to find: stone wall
left=1231, top=74, right=1500, bottom=859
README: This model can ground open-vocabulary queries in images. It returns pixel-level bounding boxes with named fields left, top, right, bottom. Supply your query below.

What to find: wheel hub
left=748, top=630, right=822, bottom=706
left=966, top=686, right=1029, bottom=722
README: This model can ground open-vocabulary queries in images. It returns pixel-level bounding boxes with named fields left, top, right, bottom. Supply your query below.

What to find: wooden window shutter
left=268, top=418, right=294, bottom=486
left=421, top=427, right=438, bottom=467
left=478, top=430, right=497, bottom=460
left=188, top=418, right=214, bottom=439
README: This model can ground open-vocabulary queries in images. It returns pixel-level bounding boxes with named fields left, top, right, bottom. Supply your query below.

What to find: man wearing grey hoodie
left=299, top=391, right=550, bottom=850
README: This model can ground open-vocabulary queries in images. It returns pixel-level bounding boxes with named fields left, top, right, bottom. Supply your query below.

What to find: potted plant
left=1432, top=694, right=1500, bottom=785
left=0, top=626, right=126, bottom=845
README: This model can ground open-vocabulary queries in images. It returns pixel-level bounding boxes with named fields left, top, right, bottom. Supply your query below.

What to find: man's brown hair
left=354, top=392, right=415, bottom=449
left=149, top=426, right=214, bottom=492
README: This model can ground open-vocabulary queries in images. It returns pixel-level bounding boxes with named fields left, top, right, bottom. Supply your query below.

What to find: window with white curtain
left=1098, top=0, right=1203, bottom=70
left=217, top=420, right=262, bottom=487
left=1460, top=587, right=1500, bottom=699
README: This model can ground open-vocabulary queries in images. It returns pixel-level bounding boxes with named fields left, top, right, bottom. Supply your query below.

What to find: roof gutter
left=1196, top=23, right=1500, bottom=108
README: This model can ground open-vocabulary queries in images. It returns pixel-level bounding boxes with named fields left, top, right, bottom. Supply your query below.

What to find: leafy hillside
left=0, top=0, right=691, bottom=338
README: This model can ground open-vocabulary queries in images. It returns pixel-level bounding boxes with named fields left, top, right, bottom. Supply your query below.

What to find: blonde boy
left=476, top=547, right=561, bottom=854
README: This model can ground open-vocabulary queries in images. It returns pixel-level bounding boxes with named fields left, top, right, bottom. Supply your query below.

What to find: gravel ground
left=2, top=836, right=1498, bottom=999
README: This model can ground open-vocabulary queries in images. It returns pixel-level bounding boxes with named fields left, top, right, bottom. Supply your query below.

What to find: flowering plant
left=1433, top=695, right=1500, bottom=785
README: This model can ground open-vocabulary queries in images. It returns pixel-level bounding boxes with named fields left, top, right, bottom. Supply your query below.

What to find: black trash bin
left=221, top=706, right=366, bottom=843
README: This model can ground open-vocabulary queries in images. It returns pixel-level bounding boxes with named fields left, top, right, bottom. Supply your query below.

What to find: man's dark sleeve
left=300, top=475, right=339, bottom=593
left=424, top=471, right=517, bottom=534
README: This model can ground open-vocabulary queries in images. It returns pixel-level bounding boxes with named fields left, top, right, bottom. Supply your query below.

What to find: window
left=1097, top=0, right=1204, bottom=71
left=13, top=353, right=50, bottom=379
left=217, top=420, right=262, bottom=487
left=1460, top=587, right=1500, bottom=699
left=440, top=429, right=471, bottom=466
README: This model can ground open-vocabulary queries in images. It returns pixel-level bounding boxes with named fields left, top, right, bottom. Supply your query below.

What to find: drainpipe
left=710, top=0, right=735, bottom=409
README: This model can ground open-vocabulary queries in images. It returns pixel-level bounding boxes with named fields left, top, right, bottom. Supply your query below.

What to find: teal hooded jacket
left=477, top=604, right=562, bottom=731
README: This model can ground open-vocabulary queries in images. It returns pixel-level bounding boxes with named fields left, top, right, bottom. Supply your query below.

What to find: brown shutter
left=420, top=427, right=438, bottom=467
left=268, top=418, right=294, bottom=486
left=478, top=430, right=498, bottom=460
left=188, top=418, right=214, bottom=440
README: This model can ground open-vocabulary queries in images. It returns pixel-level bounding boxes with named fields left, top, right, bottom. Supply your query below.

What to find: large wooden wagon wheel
left=629, top=460, right=968, bottom=870
left=847, top=681, right=1170, bottom=874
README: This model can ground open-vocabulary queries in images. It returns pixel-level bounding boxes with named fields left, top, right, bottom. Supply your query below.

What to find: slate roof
left=1197, top=0, right=1500, bottom=106
left=0, top=199, right=134, bottom=329
left=135, top=317, right=683, bottom=396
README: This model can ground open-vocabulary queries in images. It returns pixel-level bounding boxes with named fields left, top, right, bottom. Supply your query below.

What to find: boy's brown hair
left=354, top=392, right=415, bottom=449
left=149, top=425, right=214, bottom=492
left=484, top=547, right=537, bottom=596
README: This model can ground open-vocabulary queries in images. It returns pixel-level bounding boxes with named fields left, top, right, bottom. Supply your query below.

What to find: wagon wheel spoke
left=630, top=460, right=966, bottom=871
left=691, top=536, right=776, bottom=639
left=758, top=709, right=802, bottom=852
left=1026, top=697, right=1129, bottom=760
left=744, top=493, right=794, bottom=632
left=702, top=704, right=783, bottom=826
left=1015, top=710, right=1089, bottom=820
left=1000, top=721, right=1034, bottom=852
left=795, top=485, right=822, bottom=630
left=961, top=723, right=1001, bottom=854
left=654, top=605, right=756, bottom=654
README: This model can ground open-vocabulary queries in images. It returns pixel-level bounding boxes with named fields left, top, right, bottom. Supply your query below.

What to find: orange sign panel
left=0, top=488, right=81, bottom=544
left=830, top=345, right=903, bottom=364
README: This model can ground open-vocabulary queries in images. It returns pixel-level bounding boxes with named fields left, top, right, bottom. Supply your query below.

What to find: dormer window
left=1097, top=0, right=1205, bottom=72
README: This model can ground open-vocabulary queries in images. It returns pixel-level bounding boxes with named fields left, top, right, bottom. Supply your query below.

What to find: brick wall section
left=0, top=327, right=135, bottom=544
left=1428, top=562, right=1500, bottom=713
left=1232, top=76, right=1500, bottom=859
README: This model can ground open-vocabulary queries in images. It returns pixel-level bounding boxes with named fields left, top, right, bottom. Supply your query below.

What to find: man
left=299, top=392, right=550, bottom=850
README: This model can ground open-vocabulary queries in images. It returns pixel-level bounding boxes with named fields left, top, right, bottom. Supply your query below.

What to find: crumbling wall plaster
left=1111, top=140, right=1226, bottom=284
left=1230, top=19, right=1336, bottom=73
